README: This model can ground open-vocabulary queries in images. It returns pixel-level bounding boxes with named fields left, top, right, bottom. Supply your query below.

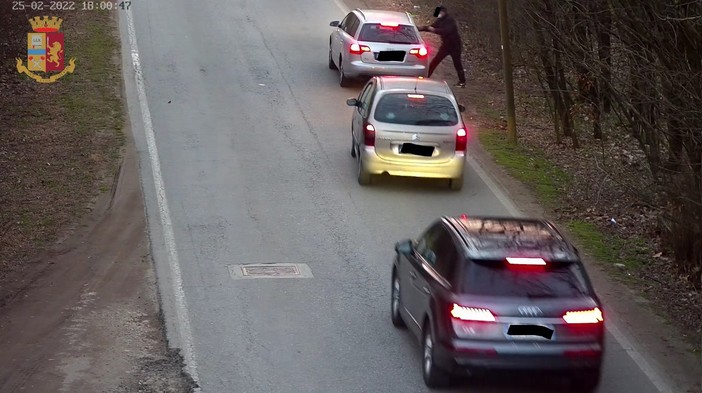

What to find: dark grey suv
left=391, top=215, right=604, bottom=391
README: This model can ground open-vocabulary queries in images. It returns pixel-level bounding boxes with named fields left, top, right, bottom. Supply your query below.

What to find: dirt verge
left=0, top=7, right=193, bottom=392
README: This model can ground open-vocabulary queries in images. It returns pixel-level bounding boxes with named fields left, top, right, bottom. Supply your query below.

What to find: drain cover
left=228, top=263, right=313, bottom=279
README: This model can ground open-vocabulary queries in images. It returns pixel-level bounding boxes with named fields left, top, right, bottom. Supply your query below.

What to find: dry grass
left=0, top=9, right=124, bottom=294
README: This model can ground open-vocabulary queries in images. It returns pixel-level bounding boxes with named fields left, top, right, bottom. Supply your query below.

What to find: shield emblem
left=17, top=16, right=75, bottom=84
left=28, top=32, right=65, bottom=72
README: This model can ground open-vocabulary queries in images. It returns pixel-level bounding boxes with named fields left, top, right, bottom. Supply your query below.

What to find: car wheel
left=422, top=322, right=451, bottom=388
left=350, top=134, right=357, bottom=158
left=328, top=46, right=337, bottom=70
left=391, top=272, right=406, bottom=328
left=449, top=176, right=463, bottom=191
left=357, top=155, right=371, bottom=185
left=569, top=369, right=601, bottom=392
left=339, top=57, right=352, bottom=87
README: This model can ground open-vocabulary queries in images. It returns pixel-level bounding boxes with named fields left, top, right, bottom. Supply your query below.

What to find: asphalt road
left=121, top=0, right=671, bottom=391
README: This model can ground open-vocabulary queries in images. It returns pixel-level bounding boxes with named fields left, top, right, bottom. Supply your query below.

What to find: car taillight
left=455, top=128, right=467, bottom=152
left=363, top=123, right=375, bottom=147
left=350, top=43, right=371, bottom=55
left=507, top=257, right=546, bottom=266
left=409, top=46, right=428, bottom=57
left=451, top=304, right=495, bottom=322
left=563, top=307, right=603, bottom=324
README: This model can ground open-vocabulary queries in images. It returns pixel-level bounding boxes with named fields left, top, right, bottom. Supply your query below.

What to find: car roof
left=376, top=77, right=451, bottom=95
left=443, top=216, right=581, bottom=262
left=354, top=9, right=413, bottom=25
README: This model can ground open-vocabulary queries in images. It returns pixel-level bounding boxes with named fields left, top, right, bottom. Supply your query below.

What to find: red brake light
left=409, top=46, right=428, bottom=57
left=451, top=304, right=495, bottom=322
left=407, top=94, right=425, bottom=99
left=455, top=128, right=467, bottom=152
left=350, top=43, right=371, bottom=55
left=506, top=257, right=546, bottom=266
left=380, top=22, right=399, bottom=27
left=563, top=307, right=604, bottom=324
left=363, top=123, right=375, bottom=147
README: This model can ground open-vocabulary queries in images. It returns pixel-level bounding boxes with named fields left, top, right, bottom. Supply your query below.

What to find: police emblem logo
left=16, top=16, right=77, bottom=83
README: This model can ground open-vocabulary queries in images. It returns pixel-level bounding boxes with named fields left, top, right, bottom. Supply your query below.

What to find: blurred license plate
left=377, top=51, right=405, bottom=61
left=507, top=324, right=554, bottom=340
left=400, top=143, right=434, bottom=157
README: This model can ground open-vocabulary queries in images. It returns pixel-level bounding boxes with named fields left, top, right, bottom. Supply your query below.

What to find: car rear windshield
left=358, top=23, right=419, bottom=44
left=373, top=93, right=459, bottom=126
left=460, top=260, right=590, bottom=298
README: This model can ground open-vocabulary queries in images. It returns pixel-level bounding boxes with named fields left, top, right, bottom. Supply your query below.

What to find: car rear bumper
left=346, top=60, right=427, bottom=78
left=434, top=339, right=604, bottom=374
left=360, top=147, right=465, bottom=179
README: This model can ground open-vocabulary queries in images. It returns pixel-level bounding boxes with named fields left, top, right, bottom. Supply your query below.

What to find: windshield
left=358, top=24, right=419, bottom=44
left=460, top=260, right=590, bottom=298
left=373, top=93, right=459, bottom=126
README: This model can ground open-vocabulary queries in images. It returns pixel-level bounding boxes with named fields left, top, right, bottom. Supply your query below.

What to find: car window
left=339, top=13, right=352, bottom=31
left=373, top=93, right=459, bottom=126
left=432, top=228, right=459, bottom=279
left=460, top=260, right=591, bottom=298
left=415, top=222, right=443, bottom=267
left=358, top=82, right=374, bottom=117
left=358, top=24, right=419, bottom=44
left=344, top=14, right=360, bottom=36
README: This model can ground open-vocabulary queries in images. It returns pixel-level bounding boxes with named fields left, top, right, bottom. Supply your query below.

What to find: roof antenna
left=414, top=77, right=418, bottom=93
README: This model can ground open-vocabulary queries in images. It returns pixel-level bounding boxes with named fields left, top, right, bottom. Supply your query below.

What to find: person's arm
left=429, top=18, right=450, bottom=35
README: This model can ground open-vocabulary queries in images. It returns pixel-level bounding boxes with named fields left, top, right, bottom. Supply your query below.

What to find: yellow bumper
left=361, top=147, right=465, bottom=179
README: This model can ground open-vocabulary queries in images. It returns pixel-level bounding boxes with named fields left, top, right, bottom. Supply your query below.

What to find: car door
left=332, top=13, right=349, bottom=61
left=352, top=80, right=374, bottom=147
left=415, top=225, right=458, bottom=324
left=334, top=13, right=356, bottom=63
left=405, top=222, right=443, bottom=329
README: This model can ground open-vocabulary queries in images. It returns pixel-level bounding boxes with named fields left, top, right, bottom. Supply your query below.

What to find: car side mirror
left=458, top=104, right=466, bottom=113
left=395, top=239, right=413, bottom=255
left=346, top=98, right=359, bottom=107
left=330, top=21, right=340, bottom=27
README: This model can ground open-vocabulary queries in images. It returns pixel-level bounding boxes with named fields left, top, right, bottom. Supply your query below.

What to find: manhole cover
left=243, top=264, right=299, bottom=276
left=228, top=263, right=313, bottom=279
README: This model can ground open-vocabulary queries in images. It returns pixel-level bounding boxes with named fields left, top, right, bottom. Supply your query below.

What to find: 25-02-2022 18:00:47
left=12, top=1, right=131, bottom=11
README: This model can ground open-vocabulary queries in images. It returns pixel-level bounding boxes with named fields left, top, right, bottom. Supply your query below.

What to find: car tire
left=357, top=156, right=371, bottom=185
left=328, top=46, right=337, bottom=70
left=449, top=176, right=463, bottom=191
left=422, top=321, right=451, bottom=388
left=339, top=57, right=352, bottom=87
left=391, top=272, right=406, bottom=328
left=569, top=369, right=601, bottom=392
left=351, top=134, right=357, bottom=158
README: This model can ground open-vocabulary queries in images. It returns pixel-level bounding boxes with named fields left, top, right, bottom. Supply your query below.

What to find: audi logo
left=518, top=306, right=543, bottom=317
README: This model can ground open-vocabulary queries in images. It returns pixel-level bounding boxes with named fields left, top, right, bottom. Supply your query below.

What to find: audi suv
left=391, top=215, right=604, bottom=391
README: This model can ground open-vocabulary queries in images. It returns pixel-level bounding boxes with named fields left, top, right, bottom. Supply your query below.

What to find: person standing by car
left=418, top=6, right=466, bottom=88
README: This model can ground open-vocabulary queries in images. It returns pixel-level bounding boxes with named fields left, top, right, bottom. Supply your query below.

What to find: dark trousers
left=428, top=45, right=465, bottom=83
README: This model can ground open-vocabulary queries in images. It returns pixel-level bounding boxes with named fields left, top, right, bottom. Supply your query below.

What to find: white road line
left=606, top=321, right=674, bottom=393
left=125, top=8, right=201, bottom=388
left=328, top=2, right=678, bottom=391
left=466, top=156, right=522, bottom=217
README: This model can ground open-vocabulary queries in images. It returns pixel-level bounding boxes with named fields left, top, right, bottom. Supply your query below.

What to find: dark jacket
left=420, top=14, right=462, bottom=50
